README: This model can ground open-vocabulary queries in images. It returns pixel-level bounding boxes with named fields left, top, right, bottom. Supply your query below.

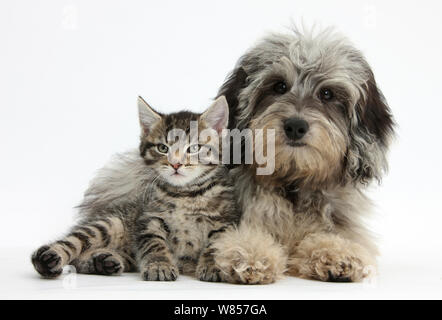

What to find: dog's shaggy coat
left=212, top=28, right=394, bottom=283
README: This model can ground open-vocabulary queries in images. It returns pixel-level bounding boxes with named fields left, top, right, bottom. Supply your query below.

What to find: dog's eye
left=156, top=144, right=169, bottom=154
left=187, top=144, right=201, bottom=154
left=319, top=88, right=334, bottom=101
left=273, top=81, right=288, bottom=94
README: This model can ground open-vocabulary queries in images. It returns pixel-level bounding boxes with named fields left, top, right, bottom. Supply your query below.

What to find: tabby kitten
left=135, top=96, right=239, bottom=281
left=31, top=96, right=239, bottom=282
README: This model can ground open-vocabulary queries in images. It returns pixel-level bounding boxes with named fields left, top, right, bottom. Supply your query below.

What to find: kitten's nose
left=172, top=163, right=182, bottom=170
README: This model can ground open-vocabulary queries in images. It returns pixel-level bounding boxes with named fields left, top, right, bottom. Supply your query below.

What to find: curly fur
left=214, top=26, right=394, bottom=283
left=212, top=224, right=287, bottom=284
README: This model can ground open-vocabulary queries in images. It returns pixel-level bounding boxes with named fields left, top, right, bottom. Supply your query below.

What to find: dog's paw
left=92, top=252, right=123, bottom=276
left=216, top=249, right=282, bottom=285
left=230, top=256, right=276, bottom=284
left=289, top=233, right=375, bottom=282
left=307, top=248, right=370, bottom=282
left=213, top=226, right=287, bottom=285
left=141, top=262, right=178, bottom=281
left=196, top=263, right=223, bottom=282
left=31, top=245, right=63, bottom=279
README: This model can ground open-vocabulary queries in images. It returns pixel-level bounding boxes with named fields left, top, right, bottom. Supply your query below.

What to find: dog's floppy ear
left=216, top=67, right=248, bottom=129
left=346, top=71, right=395, bottom=184
left=358, top=72, right=394, bottom=148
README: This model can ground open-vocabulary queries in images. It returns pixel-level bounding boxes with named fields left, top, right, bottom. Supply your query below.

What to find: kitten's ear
left=201, top=96, right=229, bottom=134
left=138, top=96, right=161, bottom=135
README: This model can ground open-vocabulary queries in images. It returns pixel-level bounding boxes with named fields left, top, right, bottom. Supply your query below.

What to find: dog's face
left=219, top=29, right=394, bottom=188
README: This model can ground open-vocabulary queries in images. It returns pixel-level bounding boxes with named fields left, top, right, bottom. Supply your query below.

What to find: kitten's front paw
left=31, top=245, right=63, bottom=278
left=92, top=253, right=123, bottom=276
left=141, top=262, right=178, bottom=281
left=196, top=263, right=223, bottom=282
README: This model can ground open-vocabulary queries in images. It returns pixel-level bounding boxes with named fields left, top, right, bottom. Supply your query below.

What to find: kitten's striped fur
left=31, top=96, right=240, bottom=281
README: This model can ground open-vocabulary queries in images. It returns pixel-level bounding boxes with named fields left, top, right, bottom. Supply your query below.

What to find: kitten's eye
left=187, top=144, right=201, bottom=154
left=273, top=81, right=288, bottom=94
left=319, top=88, right=334, bottom=101
left=156, top=144, right=169, bottom=154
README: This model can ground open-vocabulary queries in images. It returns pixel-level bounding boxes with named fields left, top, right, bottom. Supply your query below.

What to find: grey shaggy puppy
left=211, top=27, right=394, bottom=283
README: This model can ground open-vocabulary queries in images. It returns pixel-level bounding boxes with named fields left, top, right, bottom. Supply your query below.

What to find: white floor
left=1, top=247, right=441, bottom=300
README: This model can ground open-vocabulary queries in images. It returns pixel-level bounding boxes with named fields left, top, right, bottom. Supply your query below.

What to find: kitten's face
left=138, top=96, right=229, bottom=187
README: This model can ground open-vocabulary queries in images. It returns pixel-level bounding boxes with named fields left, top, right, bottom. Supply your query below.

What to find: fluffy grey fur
left=212, top=27, right=394, bottom=283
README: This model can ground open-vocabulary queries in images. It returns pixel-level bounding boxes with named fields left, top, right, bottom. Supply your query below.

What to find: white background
left=1, top=0, right=441, bottom=299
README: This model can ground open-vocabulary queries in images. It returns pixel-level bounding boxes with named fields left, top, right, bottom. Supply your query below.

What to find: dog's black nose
left=284, top=118, right=309, bottom=141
